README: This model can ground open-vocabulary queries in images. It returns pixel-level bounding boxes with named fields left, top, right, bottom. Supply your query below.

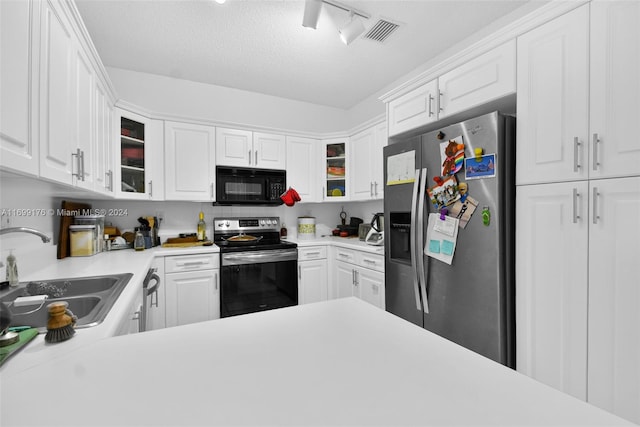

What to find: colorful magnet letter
left=433, top=176, right=444, bottom=186
left=474, top=147, right=484, bottom=161
left=482, top=206, right=491, bottom=226
left=440, top=208, right=448, bottom=221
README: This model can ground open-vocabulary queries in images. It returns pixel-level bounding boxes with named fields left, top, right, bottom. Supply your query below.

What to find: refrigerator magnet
left=465, top=154, right=496, bottom=180
left=439, top=136, right=465, bottom=176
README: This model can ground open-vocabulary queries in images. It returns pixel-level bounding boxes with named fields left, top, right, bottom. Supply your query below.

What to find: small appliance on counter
left=365, top=212, right=384, bottom=246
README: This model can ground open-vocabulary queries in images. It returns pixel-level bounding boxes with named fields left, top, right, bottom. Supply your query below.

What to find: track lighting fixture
left=302, top=0, right=370, bottom=44
left=339, top=12, right=365, bottom=45
left=302, top=0, right=323, bottom=29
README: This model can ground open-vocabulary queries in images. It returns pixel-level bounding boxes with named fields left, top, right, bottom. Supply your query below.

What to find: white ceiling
left=75, top=0, right=541, bottom=110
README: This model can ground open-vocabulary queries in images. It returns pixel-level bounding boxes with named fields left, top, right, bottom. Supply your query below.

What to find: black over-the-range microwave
left=214, top=166, right=286, bottom=206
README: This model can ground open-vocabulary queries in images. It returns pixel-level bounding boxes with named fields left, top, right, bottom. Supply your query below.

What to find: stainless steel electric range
left=213, top=217, right=298, bottom=317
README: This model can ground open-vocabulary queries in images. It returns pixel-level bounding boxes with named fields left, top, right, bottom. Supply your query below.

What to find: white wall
left=107, top=67, right=353, bottom=135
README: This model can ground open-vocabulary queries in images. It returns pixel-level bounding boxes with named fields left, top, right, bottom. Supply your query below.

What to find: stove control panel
left=214, top=217, right=280, bottom=232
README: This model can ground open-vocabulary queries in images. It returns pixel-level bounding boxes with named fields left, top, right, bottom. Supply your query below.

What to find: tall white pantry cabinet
left=515, top=1, right=640, bottom=424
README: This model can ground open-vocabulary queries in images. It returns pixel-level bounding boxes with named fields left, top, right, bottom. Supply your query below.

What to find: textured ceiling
left=75, top=0, right=540, bottom=109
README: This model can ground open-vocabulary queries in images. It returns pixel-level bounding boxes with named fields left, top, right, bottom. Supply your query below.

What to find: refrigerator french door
left=384, top=111, right=516, bottom=368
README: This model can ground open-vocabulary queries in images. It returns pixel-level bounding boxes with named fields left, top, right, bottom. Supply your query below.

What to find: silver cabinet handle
left=592, top=133, right=600, bottom=171
left=148, top=180, right=153, bottom=198
left=354, top=270, right=359, bottom=286
left=428, top=94, right=434, bottom=117
left=322, top=187, right=325, bottom=200
left=255, top=150, right=258, bottom=165
left=572, top=188, right=580, bottom=224
left=210, top=182, right=214, bottom=199
left=374, top=182, right=378, bottom=196
left=298, top=265, right=301, bottom=280
left=72, top=148, right=82, bottom=180
left=106, top=170, right=113, bottom=191
left=214, top=272, right=218, bottom=291
left=593, top=187, right=600, bottom=224
left=438, top=91, right=444, bottom=112
left=573, top=137, right=582, bottom=172
left=80, top=150, right=85, bottom=181
left=248, top=150, right=252, bottom=165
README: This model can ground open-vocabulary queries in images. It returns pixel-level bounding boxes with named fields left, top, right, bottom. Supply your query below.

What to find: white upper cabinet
left=387, top=79, right=438, bottom=137
left=115, top=108, right=164, bottom=200
left=387, top=40, right=515, bottom=137
left=589, top=0, right=640, bottom=179
left=516, top=5, right=590, bottom=185
left=0, top=0, right=40, bottom=176
left=215, top=127, right=252, bottom=167
left=350, top=122, right=387, bottom=201
left=38, top=0, right=77, bottom=185
left=93, top=79, right=114, bottom=195
left=438, top=40, right=516, bottom=118
left=164, top=121, right=216, bottom=201
left=285, top=136, right=319, bottom=203
left=253, top=132, right=286, bottom=170
left=71, top=44, right=95, bottom=190
left=216, top=128, right=286, bottom=169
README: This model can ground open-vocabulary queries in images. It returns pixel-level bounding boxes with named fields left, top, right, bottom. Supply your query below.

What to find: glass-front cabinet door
left=323, top=138, right=348, bottom=200
left=115, top=108, right=163, bottom=200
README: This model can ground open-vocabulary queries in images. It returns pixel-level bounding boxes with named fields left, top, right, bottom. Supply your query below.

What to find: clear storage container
left=69, top=225, right=97, bottom=257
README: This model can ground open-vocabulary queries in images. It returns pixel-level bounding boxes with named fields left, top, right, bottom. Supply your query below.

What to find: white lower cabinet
left=164, top=254, right=220, bottom=328
left=517, top=177, right=640, bottom=423
left=333, top=247, right=385, bottom=309
left=516, top=181, right=589, bottom=400
left=297, top=246, right=328, bottom=304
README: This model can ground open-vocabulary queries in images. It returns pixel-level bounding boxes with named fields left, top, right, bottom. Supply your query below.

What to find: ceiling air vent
left=363, top=19, right=399, bottom=43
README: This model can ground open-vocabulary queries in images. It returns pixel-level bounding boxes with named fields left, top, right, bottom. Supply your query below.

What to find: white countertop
left=0, top=245, right=220, bottom=375
left=289, top=235, right=385, bottom=254
left=0, top=298, right=631, bottom=426
left=0, top=237, right=380, bottom=376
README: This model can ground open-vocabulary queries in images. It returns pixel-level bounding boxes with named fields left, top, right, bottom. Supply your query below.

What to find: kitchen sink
left=0, top=273, right=133, bottom=332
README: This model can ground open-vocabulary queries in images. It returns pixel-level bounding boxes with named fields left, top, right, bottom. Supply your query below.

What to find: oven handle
left=222, top=249, right=298, bottom=266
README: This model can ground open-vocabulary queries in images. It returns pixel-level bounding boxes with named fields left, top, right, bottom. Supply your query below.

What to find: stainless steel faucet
left=0, top=227, right=51, bottom=243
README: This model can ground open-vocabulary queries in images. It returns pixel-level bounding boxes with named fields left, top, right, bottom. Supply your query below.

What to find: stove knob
left=225, top=221, right=230, bottom=227
left=260, top=220, right=266, bottom=226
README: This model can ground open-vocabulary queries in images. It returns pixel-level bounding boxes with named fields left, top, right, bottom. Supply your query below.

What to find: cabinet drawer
left=165, top=253, right=219, bottom=273
left=334, top=247, right=356, bottom=264
left=356, top=252, right=384, bottom=272
left=298, top=246, right=327, bottom=261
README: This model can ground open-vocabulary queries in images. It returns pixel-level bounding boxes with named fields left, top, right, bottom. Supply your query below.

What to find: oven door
left=220, top=249, right=298, bottom=317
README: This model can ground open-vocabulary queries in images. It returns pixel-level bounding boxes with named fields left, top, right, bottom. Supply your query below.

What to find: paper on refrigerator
left=386, top=150, right=416, bottom=185
left=424, top=213, right=459, bottom=265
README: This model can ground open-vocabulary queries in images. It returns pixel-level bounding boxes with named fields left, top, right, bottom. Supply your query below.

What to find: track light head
left=302, top=0, right=323, bottom=29
left=339, top=13, right=365, bottom=45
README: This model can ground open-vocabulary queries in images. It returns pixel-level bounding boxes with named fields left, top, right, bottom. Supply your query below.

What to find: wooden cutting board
left=57, top=200, right=92, bottom=259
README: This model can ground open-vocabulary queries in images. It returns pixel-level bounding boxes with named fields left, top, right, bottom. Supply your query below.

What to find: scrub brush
left=44, top=302, right=77, bottom=343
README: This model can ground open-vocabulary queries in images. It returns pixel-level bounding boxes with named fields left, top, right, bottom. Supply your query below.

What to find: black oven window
left=221, top=260, right=298, bottom=317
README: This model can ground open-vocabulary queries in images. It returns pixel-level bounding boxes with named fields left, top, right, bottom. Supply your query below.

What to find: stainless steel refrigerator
left=383, top=111, right=516, bottom=368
